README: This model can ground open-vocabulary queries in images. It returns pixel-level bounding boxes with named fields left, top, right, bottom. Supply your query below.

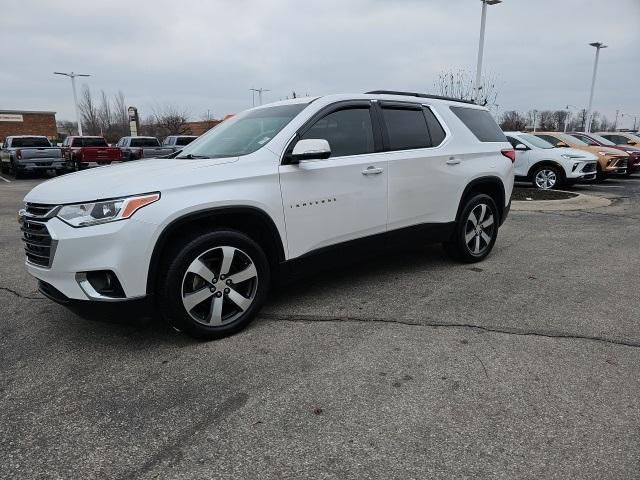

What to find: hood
left=24, top=157, right=237, bottom=204
left=569, top=145, right=630, bottom=158
left=553, top=147, right=597, bottom=160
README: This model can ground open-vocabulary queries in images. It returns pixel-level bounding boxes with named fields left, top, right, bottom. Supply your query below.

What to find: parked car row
left=1, top=134, right=198, bottom=177
left=503, top=130, right=640, bottom=189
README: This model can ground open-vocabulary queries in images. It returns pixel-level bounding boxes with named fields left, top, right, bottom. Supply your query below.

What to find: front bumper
left=38, top=279, right=153, bottom=320
left=566, top=161, right=597, bottom=182
left=24, top=216, right=157, bottom=301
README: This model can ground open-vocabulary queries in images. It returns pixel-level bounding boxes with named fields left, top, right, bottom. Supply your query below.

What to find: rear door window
left=381, top=107, right=430, bottom=151
left=423, top=108, right=446, bottom=147
left=450, top=106, right=506, bottom=142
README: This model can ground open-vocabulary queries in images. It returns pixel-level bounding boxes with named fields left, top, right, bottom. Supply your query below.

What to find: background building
left=0, top=110, right=57, bottom=143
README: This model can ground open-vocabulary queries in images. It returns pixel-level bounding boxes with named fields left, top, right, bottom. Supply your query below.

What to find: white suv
left=504, top=131, right=597, bottom=189
left=20, top=91, right=514, bottom=339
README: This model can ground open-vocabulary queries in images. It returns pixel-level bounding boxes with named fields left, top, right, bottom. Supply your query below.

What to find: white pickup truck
left=1, top=136, right=65, bottom=178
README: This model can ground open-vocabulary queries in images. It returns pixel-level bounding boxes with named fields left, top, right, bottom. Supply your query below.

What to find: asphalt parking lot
left=1, top=174, right=639, bottom=479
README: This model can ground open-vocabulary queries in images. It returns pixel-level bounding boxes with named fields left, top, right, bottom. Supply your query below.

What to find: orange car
left=532, top=132, right=628, bottom=180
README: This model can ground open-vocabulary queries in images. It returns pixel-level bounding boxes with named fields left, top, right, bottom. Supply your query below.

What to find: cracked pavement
left=1, top=175, right=639, bottom=479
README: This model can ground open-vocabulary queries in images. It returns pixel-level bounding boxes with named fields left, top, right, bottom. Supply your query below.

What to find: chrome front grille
left=20, top=203, right=59, bottom=268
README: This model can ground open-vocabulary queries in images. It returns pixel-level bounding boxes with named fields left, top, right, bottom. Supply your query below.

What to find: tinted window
left=423, top=108, right=446, bottom=146
left=176, top=136, right=196, bottom=146
left=82, top=137, right=108, bottom=147
left=605, top=134, right=631, bottom=144
left=534, top=135, right=561, bottom=146
left=382, top=107, right=430, bottom=150
left=569, top=133, right=598, bottom=146
left=71, top=138, right=82, bottom=147
left=11, top=137, right=51, bottom=148
left=450, top=106, right=506, bottom=142
left=505, top=136, right=520, bottom=148
left=300, top=107, right=374, bottom=157
left=131, top=138, right=160, bottom=147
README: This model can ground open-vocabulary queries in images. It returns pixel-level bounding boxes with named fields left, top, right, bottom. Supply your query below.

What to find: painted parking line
left=0, top=176, right=11, bottom=183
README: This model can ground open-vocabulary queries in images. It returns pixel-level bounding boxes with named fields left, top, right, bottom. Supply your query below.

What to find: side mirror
left=628, top=140, right=638, bottom=146
left=515, top=143, right=528, bottom=151
left=291, top=139, right=331, bottom=163
left=555, top=142, right=569, bottom=148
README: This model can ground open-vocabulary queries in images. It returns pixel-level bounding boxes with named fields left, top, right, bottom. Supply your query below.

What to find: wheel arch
left=527, top=160, right=566, bottom=180
left=456, top=176, right=506, bottom=226
left=146, top=206, right=286, bottom=295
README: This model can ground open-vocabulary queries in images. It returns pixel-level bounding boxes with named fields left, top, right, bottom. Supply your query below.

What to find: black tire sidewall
left=451, top=194, right=499, bottom=263
left=158, top=229, right=270, bottom=340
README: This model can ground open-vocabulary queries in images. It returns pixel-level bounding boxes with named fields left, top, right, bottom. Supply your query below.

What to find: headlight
left=56, top=193, right=160, bottom=227
left=561, top=154, right=583, bottom=159
left=625, top=150, right=636, bottom=154
left=598, top=151, right=612, bottom=156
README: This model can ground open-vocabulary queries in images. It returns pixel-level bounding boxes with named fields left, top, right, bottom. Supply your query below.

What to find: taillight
left=501, top=148, right=516, bottom=163
left=15, top=149, right=22, bottom=160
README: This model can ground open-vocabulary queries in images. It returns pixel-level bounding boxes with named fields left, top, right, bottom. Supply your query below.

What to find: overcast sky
left=2, top=0, right=639, bottom=127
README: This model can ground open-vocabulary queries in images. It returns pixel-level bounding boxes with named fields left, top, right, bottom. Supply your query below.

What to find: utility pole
left=585, top=42, right=607, bottom=133
left=249, top=87, right=271, bottom=106
left=474, top=0, right=502, bottom=103
left=54, top=71, right=91, bottom=136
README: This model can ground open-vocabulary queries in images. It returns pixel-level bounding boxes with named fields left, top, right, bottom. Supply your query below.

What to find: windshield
left=586, top=133, right=616, bottom=146
left=568, top=133, right=599, bottom=146
left=519, top=133, right=553, bottom=149
left=178, top=103, right=309, bottom=159
left=12, top=137, right=51, bottom=148
left=556, top=133, right=588, bottom=146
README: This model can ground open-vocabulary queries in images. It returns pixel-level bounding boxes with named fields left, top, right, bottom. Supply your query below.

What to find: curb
left=511, top=191, right=611, bottom=211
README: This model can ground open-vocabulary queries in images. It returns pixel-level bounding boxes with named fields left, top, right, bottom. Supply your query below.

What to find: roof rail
left=366, top=90, right=477, bottom=105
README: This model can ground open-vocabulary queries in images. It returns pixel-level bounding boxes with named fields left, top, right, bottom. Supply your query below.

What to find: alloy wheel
left=534, top=169, right=557, bottom=189
left=181, top=246, right=258, bottom=326
left=464, top=203, right=495, bottom=256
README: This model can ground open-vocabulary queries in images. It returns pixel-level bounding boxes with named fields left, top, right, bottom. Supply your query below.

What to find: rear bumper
left=16, top=160, right=66, bottom=170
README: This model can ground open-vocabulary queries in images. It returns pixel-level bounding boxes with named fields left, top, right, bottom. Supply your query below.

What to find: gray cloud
left=1, top=0, right=639, bottom=127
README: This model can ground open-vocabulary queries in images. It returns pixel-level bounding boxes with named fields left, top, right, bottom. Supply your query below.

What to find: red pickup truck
left=61, top=136, right=122, bottom=170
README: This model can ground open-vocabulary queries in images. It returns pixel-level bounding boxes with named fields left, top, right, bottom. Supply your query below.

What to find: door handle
left=446, top=157, right=461, bottom=165
left=362, top=166, right=384, bottom=175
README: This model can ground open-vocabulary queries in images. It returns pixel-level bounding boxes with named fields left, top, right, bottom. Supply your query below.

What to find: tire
left=595, top=165, right=607, bottom=183
left=0, top=161, right=7, bottom=174
left=157, top=229, right=270, bottom=340
left=10, top=161, right=24, bottom=179
left=531, top=165, right=562, bottom=190
left=443, top=193, right=499, bottom=263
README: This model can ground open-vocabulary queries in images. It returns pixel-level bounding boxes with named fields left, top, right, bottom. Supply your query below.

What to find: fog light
left=76, top=270, right=125, bottom=299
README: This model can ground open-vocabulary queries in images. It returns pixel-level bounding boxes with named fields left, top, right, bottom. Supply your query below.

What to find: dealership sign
left=0, top=114, right=23, bottom=122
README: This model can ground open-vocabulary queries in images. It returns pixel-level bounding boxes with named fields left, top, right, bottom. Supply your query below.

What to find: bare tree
left=499, top=111, right=527, bottom=131
left=78, top=85, right=100, bottom=135
left=434, top=68, right=499, bottom=110
left=537, top=111, right=557, bottom=131
left=56, top=120, right=78, bottom=136
left=145, top=104, right=191, bottom=140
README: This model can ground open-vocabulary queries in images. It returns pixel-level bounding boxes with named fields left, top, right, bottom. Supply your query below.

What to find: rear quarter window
left=450, top=106, right=506, bottom=142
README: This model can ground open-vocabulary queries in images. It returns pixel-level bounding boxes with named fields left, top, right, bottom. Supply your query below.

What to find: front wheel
left=532, top=165, right=562, bottom=190
left=443, top=194, right=499, bottom=263
left=158, top=230, right=270, bottom=340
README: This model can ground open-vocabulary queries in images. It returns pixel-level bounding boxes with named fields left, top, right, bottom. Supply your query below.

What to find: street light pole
left=249, top=87, right=271, bottom=106
left=474, top=0, right=501, bottom=103
left=585, top=42, right=607, bottom=133
left=54, top=71, right=91, bottom=136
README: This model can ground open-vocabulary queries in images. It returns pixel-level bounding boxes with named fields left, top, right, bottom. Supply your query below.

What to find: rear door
left=279, top=101, right=388, bottom=258
left=381, top=101, right=454, bottom=228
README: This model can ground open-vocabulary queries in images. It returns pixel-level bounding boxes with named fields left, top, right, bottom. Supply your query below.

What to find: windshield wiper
left=176, top=153, right=210, bottom=159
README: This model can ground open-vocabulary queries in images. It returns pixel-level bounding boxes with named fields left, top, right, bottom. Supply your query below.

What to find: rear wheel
left=10, top=161, right=24, bottom=179
left=532, top=165, right=562, bottom=190
left=443, top=194, right=499, bottom=263
left=158, top=230, right=270, bottom=340
left=0, top=161, right=8, bottom=174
